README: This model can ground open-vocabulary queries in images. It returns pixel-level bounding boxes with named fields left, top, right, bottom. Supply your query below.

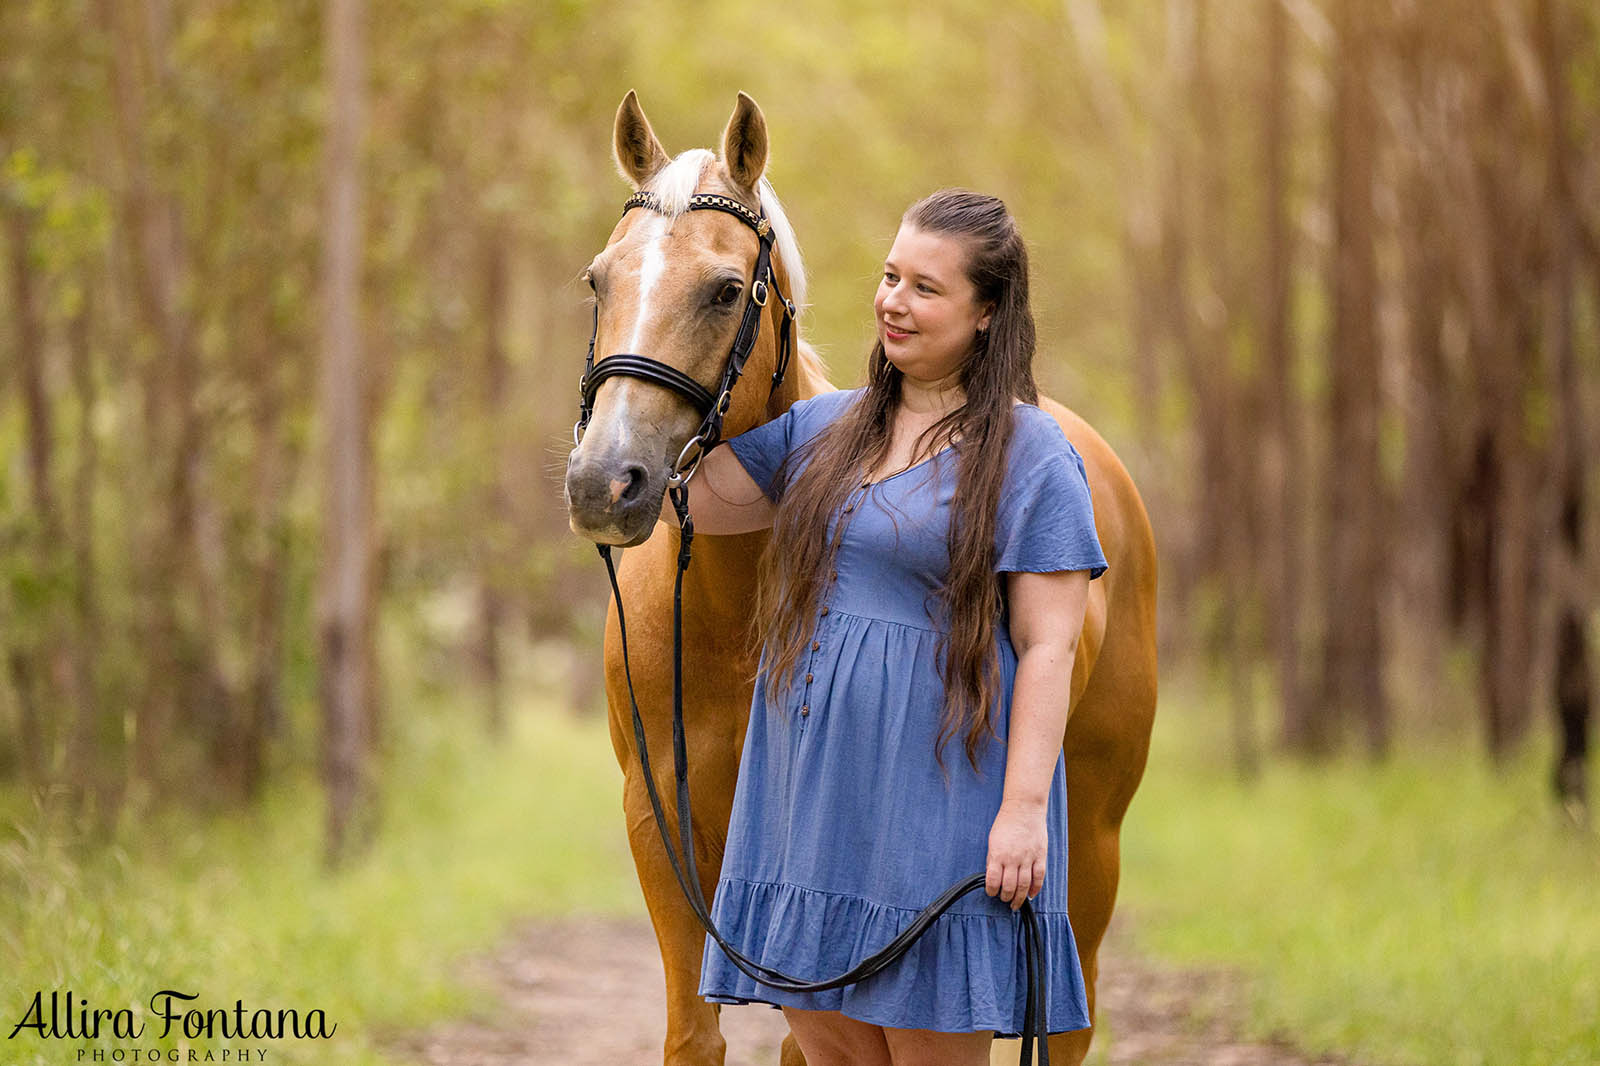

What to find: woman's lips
left=885, top=326, right=914, bottom=341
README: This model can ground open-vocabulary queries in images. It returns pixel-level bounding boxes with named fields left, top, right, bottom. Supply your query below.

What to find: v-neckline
left=858, top=400, right=1028, bottom=487
left=861, top=448, right=954, bottom=488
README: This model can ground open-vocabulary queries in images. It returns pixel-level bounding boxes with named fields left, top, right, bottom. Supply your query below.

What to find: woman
left=671, top=190, right=1107, bottom=1066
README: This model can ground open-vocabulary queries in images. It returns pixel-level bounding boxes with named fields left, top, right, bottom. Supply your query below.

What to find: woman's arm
left=658, top=441, right=778, bottom=534
left=985, top=567, right=1091, bottom=910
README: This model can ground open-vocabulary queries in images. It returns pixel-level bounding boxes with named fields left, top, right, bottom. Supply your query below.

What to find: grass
left=1115, top=674, right=1600, bottom=1066
left=0, top=696, right=641, bottom=1066
left=4, top=662, right=1597, bottom=1066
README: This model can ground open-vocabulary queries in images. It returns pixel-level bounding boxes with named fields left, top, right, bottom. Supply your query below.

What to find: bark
left=97, top=0, right=222, bottom=799
left=63, top=288, right=116, bottom=828
left=1192, top=1, right=1259, bottom=778
left=477, top=234, right=510, bottom=737
left=1262, top=0, right=1313, bottom=753
left=1390, top=2, right=1455, bottom=730
left=1157, top=0, right=1214, bottom=663
left=1535, top=0, right=1588, bottom=817
left=320, top=0, right=378, bottom=867
left=234, top=349, right=295, bottom=801
left=1466, top=43, right=1545, bottom=758
left=3, top=203, right=56, bottom=788
left=1321, top=0, right=1389, bottom=756
left=4, top=196, right=95, bottom=794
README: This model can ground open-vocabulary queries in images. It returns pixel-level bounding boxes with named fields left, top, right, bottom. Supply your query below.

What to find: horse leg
left=1046, top=786, right=1124, bottom=1066
left=1050, top=620, right=1158, bottom=1066
left=624, top=769, right=730, bottom=1066
left=781, top=1031, right=808, bottom=1065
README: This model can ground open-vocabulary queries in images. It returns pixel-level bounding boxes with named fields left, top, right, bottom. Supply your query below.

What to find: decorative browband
left=622, top=190, right=771, bottom=237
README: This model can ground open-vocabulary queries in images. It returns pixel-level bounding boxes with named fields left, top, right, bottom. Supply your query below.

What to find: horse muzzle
left=565, top=445, right=666, bottom=547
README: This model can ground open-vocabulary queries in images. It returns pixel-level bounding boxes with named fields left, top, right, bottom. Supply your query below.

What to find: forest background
left=2, top=1, right=1597, bottom=1065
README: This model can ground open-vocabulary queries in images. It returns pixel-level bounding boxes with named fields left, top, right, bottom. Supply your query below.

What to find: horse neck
left=760, top=258, right=828, bottom=421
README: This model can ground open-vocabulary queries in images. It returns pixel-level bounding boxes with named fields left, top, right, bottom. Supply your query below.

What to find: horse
left=563, top=89, right=1158, bottom=1066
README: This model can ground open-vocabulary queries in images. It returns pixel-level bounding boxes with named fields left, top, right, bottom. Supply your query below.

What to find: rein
left=578, top=190, right=1052, bottom=1064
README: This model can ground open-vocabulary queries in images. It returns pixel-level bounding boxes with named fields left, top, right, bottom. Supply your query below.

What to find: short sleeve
left=723, top=407, right=795, bottom=503
left=722, top=389, right=855, bottom=503
left=995, top=446, right=1108, bottom=579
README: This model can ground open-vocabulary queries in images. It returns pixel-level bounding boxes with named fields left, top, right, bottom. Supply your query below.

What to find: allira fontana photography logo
left=8, top=989, right=337, bottom=1061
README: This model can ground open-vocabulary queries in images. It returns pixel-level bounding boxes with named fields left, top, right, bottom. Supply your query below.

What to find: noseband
left=574, top=189, right=797, bottom=482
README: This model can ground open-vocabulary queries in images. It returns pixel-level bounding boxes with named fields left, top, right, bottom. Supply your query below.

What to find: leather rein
left=577, top=189, right=1052, bottom=1064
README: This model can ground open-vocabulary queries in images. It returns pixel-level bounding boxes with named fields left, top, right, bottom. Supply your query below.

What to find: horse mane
left=644, top=149, right=810, bottom=311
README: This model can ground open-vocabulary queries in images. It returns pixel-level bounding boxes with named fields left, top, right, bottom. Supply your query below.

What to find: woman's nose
left=882, top=282, right=908, bottom=314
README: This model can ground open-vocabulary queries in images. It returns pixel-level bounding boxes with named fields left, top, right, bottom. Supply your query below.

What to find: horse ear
left=720, top=91, right=769, bottom=195
left=613, top=90, right=669, bottom=188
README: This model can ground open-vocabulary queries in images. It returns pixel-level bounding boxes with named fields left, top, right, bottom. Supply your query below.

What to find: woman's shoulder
left=1007, top=401, right=1079, bottom=462
left=807, top=385, right=864, bottom=408
left=786, top=385, right=862, bottom=428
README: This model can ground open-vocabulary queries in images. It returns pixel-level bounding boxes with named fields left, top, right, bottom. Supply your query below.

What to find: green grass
left=0, top=699, right=640, bottom=1066
left=1117, top=675, right=1600, bottom=1066
left=5, top=667, right=1597, bottom=1066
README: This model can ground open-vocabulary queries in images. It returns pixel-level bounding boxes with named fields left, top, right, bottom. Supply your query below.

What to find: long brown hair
left=749, top=189, right=1039, bottom=777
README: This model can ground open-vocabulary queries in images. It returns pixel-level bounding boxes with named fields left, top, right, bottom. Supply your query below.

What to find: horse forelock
left=645, top=148, right=717, bottom=216
left=641, top=149, right=809, bottom=310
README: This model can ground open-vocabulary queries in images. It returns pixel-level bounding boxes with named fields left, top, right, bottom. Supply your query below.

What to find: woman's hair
left=749, top=189, right=1038, bottom=778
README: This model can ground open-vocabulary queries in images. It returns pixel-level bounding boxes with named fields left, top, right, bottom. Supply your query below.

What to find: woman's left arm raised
left=985, top=567, right=1091, bottom=911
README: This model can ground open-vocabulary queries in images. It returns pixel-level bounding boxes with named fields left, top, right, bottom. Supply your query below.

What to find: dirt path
left=384, top=912, right=1353, bottom=1066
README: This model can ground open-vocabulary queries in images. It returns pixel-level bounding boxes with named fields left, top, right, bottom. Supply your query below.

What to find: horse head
left=564, top=90, right=805, bottom=547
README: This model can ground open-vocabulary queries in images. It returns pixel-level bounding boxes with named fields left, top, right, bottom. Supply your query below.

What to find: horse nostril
left=611, top=463, right=650, bottom=506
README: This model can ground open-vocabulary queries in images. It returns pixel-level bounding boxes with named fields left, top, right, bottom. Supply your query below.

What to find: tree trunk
left=1321, top=0, right=1389, bottom=757
left=1261, top=0, right=1315, bottom=754
left=1535, top=0, right=1588, bottom=818
left=1465, top=49, right=1545, bottom=758
left=3, top=200, right=60, bottom=790
left=63, top=286, right=116, bottom=829
left=320, top=0, right=378, bottom=867
left=237, top=350, right=296, bottom=801
left=1389, top=3, right=1455, bottom=735
left=97, top=0, right=222, bottom=802
left=477, top=233, right=510, bottom=736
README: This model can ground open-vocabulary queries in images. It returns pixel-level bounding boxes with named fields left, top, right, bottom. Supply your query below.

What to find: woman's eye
left=883, top=272, right=898, bottom=284
left=917, top=284, right=935, bottom=294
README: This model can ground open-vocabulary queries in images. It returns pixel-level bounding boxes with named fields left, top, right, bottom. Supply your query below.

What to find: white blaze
left=627, top=215, right=669, bottom=354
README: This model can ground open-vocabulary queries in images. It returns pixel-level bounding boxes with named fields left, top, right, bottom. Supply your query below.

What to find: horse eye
left=583, top=270, right=597, bottom=292
left=714, top=281, right=742, bottom=306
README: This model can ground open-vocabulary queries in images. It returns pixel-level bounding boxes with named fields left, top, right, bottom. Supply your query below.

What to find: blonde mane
left=644, top=150, right=809, bottom=310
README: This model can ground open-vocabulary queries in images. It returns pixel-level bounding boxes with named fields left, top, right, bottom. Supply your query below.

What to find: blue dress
left=696, top=387, right=1109, bottom=1036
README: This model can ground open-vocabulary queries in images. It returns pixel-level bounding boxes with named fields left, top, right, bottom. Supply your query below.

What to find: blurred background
left=1, top=1, right=1596, bottom=1064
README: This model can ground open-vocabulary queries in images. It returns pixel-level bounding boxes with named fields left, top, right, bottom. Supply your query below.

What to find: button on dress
left=696, top=387, right=1109, bottom=1036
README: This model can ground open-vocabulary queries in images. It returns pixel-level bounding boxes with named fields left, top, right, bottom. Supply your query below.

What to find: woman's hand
left=985, top=798, right=1047, bottom=911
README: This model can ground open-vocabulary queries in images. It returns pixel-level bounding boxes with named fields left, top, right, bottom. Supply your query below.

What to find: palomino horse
left=564, top=90, right=1158, bottom=1066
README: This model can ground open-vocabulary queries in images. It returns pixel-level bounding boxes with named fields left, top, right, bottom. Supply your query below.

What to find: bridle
left=574, top=189, right=797, bottom=484
left=574, top=189, right=1053, bottom=1064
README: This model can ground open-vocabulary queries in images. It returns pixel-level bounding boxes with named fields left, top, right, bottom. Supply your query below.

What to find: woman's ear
left=978, top=304, right=995, bottom=332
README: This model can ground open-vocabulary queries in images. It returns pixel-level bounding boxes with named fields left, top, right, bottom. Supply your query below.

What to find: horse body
left=567, top=92, right=1156, bottom=1066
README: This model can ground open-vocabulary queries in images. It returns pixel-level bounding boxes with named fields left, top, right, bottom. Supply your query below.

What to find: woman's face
left=874, top=224, right=993, bottom=388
